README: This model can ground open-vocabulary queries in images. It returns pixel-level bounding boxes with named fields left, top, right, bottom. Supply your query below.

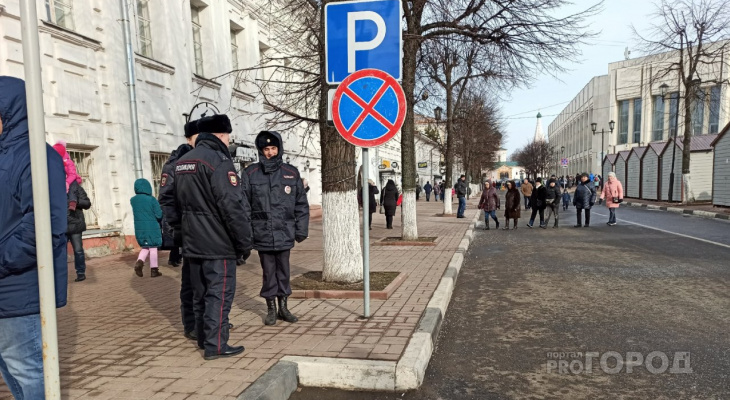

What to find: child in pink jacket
left=52, top=140, right=82, bottom=192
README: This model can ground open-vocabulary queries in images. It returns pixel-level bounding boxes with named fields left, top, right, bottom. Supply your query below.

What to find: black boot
left=265, top=298, right=277, bottom=326
left=277, top=296, right=298, bottom=323
left=204, top=344, right=244, bottom=360
left=484, top=220, right=490, bottom=230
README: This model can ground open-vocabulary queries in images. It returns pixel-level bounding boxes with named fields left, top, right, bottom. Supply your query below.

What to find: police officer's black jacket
left=245, top=131, right=309, bottom=252
left=173, top=133, right=252, bottom=259
left=158, top=144, right=192, bottom=245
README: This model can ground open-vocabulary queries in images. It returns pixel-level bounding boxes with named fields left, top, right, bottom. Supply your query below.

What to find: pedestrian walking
left=424, top=181, right=433, bottom=201
left=526, top=178, right=547, bottom=228
left=503, top=180, right=521, bottom=230
left=130, top=178, right=164, bottom=278
left=358, top=179, right=379, bottom=229
left=521, top=178, right=533, bottom=209
left=174, top=113, right=252, bottom=360
left=562, top=189, right=571, bottom=211
left=594, top=175, right=600, bottom=192
left=478, top=181, right=500, bottom=230
left=245, top=131, right=309, bottom=326
left=158, top=118, right=199, bottom=340
left=416, top=184, right=422, bottom=201
left=0, top=76, right=68, bottom=398
left=433, top=182, right=440, bottom=201
left=68, top=181, right=91, bottom=282
left=573, top=173, right=596, bottom=227
left=380, top=179, right=399, bottom=229
left=544, top=178, right=561, bottom=228
left=600, top=171, right=624, bottom=226
left=455, top=174, right=467, bottom=218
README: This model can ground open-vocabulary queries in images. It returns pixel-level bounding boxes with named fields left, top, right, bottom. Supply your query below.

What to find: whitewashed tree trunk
left=401, top=190, right=418, bottom=240
left=322, top=190, right=363, bottom=283
left=443, top=189, right=453, bottom=215
left=682, top=172, right=694, bottom=204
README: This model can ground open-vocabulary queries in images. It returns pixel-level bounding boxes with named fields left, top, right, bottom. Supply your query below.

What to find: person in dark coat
left=380, top=179, right=399, bottom=229
left=130, top=178, right=163, bottom=277
left=245, top=131, right=309, bottom=326
left=358, top=179, right=379, bottom=230
left=67, top=181, right=91, bottom=281
left=503, top=180, right=521, bottom=230
left=478, top=181, right=500, bottom=230
left=0, top=76, right=68, bottom=398
left=158, top=118, right=199, bottom=340
left=416, top=184, right=422, bottom=201
left=424, top=181, right=433, bottom=201
left=455, top=175, right=467, bottom=218
left=173, top=114, right=252, bottom=360
left=573, top=173, right=596, bottom=227
left=527, top=177, right=547, bottom=228
left=544, top=178, right=561, bottom=228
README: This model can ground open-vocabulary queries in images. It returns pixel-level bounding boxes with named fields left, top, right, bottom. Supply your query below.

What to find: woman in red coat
left=600, top=171, right=624, bottom=226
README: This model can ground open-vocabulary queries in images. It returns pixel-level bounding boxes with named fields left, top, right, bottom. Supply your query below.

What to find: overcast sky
left=500, top=0, right=658, bottom=156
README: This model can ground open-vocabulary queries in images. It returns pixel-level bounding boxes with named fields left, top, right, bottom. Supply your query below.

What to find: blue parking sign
left=325, top=0, right=402, bottom=84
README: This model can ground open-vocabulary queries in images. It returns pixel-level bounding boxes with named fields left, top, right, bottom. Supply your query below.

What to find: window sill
left=134, top=53, right=176, bottom=75
left=192, top=74, right=221, bottom=90
left=39, top=21, right=103, bottom=51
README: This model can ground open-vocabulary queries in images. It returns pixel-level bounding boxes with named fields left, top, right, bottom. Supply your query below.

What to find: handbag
left=612, top=197, right=619, bottom=203
left=379, top=204, right=385, bottom=214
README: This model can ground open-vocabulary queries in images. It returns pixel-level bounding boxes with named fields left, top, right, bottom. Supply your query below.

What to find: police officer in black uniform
left=173, top=114, right=252, bottom=360
left=245, top=131, right=309, bottom=325
left=158, top=119, right=199, bottom=340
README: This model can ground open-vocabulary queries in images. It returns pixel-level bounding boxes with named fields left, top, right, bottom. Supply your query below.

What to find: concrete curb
left=236, top=210, right=479, bottom=399
left=625, top=201, right=729, bottom=221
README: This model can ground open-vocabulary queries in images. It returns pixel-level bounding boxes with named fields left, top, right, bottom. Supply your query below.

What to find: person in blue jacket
left=130, top=178, right=164, bottom=277
left=0, top=76, right=68, bottom=399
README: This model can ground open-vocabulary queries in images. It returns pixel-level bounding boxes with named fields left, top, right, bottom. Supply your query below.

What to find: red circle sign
left=332, top=69, right=406, bottom=148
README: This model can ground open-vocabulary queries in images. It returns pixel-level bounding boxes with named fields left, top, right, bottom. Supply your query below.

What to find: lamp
left=434, top=106, right=443, bottom=121
left=305, top=160, right=310, bottom=168
left=659, top=83, right=669, bottom=97
left=609, top=120, right=615, bottom=132
left=421, top=90, right=429, bottom=101
left=591, top=122, right=597, bottom=133
left=285, top=156, right=291, bottom=163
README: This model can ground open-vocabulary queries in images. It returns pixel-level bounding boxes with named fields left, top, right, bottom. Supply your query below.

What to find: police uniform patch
left=284, top=185, right=291, bottom=194
left=228, top=171, right=238, bottom=186
left=160, top=173, right=168, bottom=187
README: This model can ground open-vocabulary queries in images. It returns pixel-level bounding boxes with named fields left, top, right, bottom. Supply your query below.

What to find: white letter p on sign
left=347, top=11, right=386, bottom=73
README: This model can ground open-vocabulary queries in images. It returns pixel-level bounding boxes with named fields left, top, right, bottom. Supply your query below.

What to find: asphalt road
left=291, top=205, right=730, bottom=399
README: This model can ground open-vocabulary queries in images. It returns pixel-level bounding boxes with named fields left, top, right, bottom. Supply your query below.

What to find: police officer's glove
left=236, top=249, right=251, bottom=266
left=295, top=236, right=307, bottom=243
left=236, top=256, right=246, bottom=266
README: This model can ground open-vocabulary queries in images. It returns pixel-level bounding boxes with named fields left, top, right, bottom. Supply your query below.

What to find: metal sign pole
left=362, top=147, right=371, bottom=318
left=18, top=1, right=62, bottom=398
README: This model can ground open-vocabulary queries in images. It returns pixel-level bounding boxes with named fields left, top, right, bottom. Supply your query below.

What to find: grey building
left=711, top=122, right=730, bottom=206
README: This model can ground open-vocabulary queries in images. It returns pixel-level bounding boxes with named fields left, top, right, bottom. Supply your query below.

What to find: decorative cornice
left=39, top=21, right=103, bottom=52
left=134, top=53, right=176, bottom=75
left=192, top=74, right=221, bottom=90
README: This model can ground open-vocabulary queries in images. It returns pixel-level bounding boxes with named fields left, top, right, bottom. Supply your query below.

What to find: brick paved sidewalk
left=0, top=199, right=478, bottom=400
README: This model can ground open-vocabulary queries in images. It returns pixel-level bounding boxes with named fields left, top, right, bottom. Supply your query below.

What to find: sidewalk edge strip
left=625, top=201, right=726, bottom=221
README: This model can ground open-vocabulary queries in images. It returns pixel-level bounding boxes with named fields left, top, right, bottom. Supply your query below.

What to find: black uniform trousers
left=576, top=208, right=591, bottom=226
left=180, top=257, right=195, bottom=334
left=258, top=250, right=292, bottom=299
left=189, top=258, right=236, bottom=354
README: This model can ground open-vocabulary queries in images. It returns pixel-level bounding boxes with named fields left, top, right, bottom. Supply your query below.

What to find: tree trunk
left=319, top=2, right=362, bottom=283
left=443, top=74, right=455, bottom=215
left=400, top=24, right=419, bottom=240
left=681, top=86, right=694, bottom=203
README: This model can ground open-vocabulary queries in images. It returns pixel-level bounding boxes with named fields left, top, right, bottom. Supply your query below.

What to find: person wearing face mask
left=245, top=131, right=310, bottom=326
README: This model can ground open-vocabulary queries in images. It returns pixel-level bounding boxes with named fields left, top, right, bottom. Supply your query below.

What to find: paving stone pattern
left=0, top=199, right=477, bottom=400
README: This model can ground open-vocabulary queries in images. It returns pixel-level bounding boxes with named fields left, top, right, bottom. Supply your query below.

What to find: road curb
left=624, top=201, right=729, bottom=221
left=236, top=210, right=479, bottom=399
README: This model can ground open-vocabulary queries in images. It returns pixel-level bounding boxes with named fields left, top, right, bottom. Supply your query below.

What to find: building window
left=652, top=95, right=664, bottom=141
left=692, top=89, right=704, bottom=135
left=618, top=100, right=629, bottom=144
left=231, top=30, right=239, bottom=71
left=191, top=6, right=204, bottom=76
left=137, top=0, right=153, bottom=58
left=150, top=153, right=168, bottom=198
left=45, top=0, right=74, bottom=30
left=67, top=149, right=98, bottom=229
left=633, top=98, right=642, bottom=144
left=669, top=92, right=679, bottom=138
left=709, top=85, right=721, bottom=134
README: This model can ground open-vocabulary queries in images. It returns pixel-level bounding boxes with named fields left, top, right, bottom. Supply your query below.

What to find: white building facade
left=548, top=47, right=730, bottom=178
left=0, top=0, right=322, bottom=243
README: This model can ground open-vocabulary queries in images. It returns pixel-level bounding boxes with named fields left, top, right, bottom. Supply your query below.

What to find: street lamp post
left=560, top=146, right=565, bottom=189
left=660, top=82, right=682, bottom=202
left=591, top=120, right=615, bottom=190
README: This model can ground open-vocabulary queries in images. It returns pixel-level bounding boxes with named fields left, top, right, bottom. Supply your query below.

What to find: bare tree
left=513, top=140, right=554, bottom=180
left=635, top=0, right=730, bottom=203
left=399, top=0, right=601, bottom=238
